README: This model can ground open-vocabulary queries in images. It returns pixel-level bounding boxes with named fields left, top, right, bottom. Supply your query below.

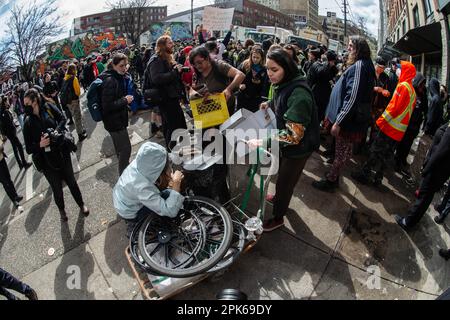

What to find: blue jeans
left=0, top=268, right=32, bottom=300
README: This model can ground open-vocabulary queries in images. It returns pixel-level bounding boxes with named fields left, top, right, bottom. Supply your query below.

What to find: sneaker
left=311, top=178, right=338, bottom=193
left=15, top=195, right=24, bottom=202
left=23, top=162, right=32, bottom=170
left=394, top=214, right=410, bottom=231
left=80, top=205, right=90, bottom=217
left=25, top=288, right=38, bottom=300
left=439, top=249, right=450, bottom=261
left=434, top=213, right=447, bottom=225
left=263, top=218, right=285, bottom=232
left=266, top=193, right=275, bottom=204
left=351, top=171, right=370, bottom=185
left=59, top=210, right=68, bottom=222
left=78, top=132, right=88, bottom=142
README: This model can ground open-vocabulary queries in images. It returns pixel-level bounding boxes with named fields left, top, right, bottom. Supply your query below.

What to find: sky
left=0, top=0, right=379, bottom=39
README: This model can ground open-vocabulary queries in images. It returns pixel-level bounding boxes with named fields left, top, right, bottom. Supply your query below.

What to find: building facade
left=72, top=6, right=167, bottom=37
left=382, top=0, right=449, bottom=85
left=279, top=0, right=320, bottom=31
left=215, top=0, right=318, bottom=30
left=211, top=0, right=295, bottom=30
left=320, top=13, right=362, bottom=46
left=252, top=0, right=280, bottom=11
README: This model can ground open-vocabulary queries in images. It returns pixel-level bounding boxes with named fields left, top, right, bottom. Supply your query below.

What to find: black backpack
left=59, top=77, right=75, bottom=108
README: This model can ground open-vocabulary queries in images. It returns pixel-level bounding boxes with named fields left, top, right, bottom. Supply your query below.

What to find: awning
left=393, top=22, right=442, bottom=56
left=378, top=41, right=401, bottom=61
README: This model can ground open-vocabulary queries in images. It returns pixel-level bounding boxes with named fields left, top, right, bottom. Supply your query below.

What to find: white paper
left=202, top=7, right=235, bottom=31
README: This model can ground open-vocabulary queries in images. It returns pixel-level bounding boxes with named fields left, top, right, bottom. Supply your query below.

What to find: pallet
left=125, top=246, right=209, bottom=300
left=125, top=235, right=261, bottom=300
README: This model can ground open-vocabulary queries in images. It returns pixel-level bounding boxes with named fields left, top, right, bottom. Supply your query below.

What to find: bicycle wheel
left=207, top=218, right=246, bottom=273
left=138, top=196, right=234, bottom=278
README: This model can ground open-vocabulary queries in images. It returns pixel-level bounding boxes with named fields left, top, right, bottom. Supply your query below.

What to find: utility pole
left=191, top=0, right=194, bottom=38
left=343, top=0, right=348, bottom=37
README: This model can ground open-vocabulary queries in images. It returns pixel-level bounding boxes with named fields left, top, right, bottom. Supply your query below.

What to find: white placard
left=202, top=7, right=235, bottom=31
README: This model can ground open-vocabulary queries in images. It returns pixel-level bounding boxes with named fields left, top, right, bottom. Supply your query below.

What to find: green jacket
left=268, top=74, right=319, bottom=158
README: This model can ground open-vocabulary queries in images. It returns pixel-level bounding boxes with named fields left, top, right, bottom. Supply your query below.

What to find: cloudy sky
left=0, top=0, right=379, bottom=39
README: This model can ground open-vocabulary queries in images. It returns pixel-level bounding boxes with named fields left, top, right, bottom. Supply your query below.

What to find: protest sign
left=202, top=7, right=235, bottom=31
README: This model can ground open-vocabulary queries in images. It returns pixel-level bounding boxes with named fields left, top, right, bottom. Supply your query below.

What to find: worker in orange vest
left=352, top=60, right=417, bottom=186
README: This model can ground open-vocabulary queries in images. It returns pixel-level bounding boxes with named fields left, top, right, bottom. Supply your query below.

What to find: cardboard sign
left=202, top=7, right=235, bottom=31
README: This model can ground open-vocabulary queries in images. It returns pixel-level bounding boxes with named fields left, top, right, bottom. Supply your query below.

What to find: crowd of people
left=1, top=25, right=450, bottom=299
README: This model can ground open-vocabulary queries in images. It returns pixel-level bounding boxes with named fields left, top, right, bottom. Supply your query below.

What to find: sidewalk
left=1, top=143, right=449, bottom=300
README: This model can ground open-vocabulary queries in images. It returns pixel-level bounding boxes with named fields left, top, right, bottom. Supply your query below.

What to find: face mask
left=396, top=68, right=401, bottom=78
left=24, top=105, right=33, bottom=115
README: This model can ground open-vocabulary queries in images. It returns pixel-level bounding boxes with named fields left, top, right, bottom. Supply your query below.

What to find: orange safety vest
left=376, top=82, right=416, bottom=142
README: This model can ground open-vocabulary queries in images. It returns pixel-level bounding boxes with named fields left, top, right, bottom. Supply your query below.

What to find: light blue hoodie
left=113, top=142, right=185, bottom=220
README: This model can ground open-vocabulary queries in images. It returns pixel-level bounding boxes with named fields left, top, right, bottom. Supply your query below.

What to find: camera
left=45, top=128, right=65, bottom=149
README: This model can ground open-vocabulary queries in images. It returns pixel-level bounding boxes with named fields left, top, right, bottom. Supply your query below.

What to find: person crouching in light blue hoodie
left=113, top=142, right=185, bottom=237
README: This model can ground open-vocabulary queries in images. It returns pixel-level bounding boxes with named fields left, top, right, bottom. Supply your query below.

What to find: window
left=413, top=5, right=420, bottom=27
left=397, top=28, right=400, bottom=41
left=402, top=19, right=406, bottom=35
left=423, top=0, right=434, bottom=23
left=423, top=0, right=432, bottom=17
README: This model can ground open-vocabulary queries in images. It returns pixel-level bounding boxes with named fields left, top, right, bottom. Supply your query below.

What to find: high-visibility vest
left=377, top=82, right=416, bottom=141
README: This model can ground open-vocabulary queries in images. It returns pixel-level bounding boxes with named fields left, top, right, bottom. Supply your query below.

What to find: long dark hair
left=266, top=49, right=299, bottom=84
left=107, top=53, right=128, bottom=71
left=348, top=36, right=371, bottom=66
left=189, top=46, right=214, bottom=80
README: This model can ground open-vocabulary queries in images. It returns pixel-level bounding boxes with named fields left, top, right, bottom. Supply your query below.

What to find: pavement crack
left=86, top=241, right=120, bottom=300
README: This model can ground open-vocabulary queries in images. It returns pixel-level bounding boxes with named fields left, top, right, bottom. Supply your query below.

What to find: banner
left=202, top=7, right=235, bottom=31
left=150, top=22, right=192, bottom=41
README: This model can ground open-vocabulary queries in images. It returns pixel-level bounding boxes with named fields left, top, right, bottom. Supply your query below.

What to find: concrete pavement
left=0, top=97, right=449, bottom=300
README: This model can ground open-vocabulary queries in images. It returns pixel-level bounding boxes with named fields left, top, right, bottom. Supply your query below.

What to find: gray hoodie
left=113, top=142, right=185, bottom=220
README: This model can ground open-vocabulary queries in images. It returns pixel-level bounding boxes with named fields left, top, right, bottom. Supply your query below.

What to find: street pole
left=343, top=0, right=347, bottom=38
left=191, top=0, right=194, bottom=38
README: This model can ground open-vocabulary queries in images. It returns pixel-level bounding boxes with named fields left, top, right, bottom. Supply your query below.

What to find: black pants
left=362, top=130, right=398, bottom=183
left=42, top=153, right=84, bottom=211
left=159, top=98, right=187, bottom=149
left=0, top=267, right=32, bottom=300
left=404, top=168, right=450, bottom=227
left=273, top=155, right=310, bottom=219
left=0, top=158, right=19, bottom=202
left=109, top=129, right=131, bottom=176
left=396, top=126, right=420, bottom=167
left=7, top=134, right=27, bottom=167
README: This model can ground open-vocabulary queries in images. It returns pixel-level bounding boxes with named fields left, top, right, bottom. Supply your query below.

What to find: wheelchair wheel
left=207, top=219, right=246, bottom=273
left=138, top=196, right=233, bottom=278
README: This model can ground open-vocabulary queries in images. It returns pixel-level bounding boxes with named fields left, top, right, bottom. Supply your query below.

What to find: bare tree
left=357, top=16, right=368, bottom=37
left=106, top=0, right=157, bottom=45
left=2, top=0, right=65, bottom=81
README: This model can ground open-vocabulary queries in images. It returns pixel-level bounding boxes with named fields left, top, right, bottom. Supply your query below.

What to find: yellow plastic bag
left=190, top=93, right=230, bottom=129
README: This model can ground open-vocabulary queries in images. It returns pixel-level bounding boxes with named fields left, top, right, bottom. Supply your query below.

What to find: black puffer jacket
left=100, top=69, right=128, bottom=132
left=23, top=100, right=67, bottom=171
left=425, top=78, right=444, bottom=136
left=147, top=54, right=184, bottom=100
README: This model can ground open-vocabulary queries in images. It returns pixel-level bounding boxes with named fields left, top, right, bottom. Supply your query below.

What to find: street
left=0, top=93, right=449, bottom=300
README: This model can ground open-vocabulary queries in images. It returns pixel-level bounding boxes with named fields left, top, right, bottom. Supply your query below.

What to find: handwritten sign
left=202, top=7, right=235, bottom=31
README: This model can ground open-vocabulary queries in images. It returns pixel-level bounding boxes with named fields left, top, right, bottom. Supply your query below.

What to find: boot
left=312, top=178, right=339, bottom=193
left=351, top=170, right=370, bottom=185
